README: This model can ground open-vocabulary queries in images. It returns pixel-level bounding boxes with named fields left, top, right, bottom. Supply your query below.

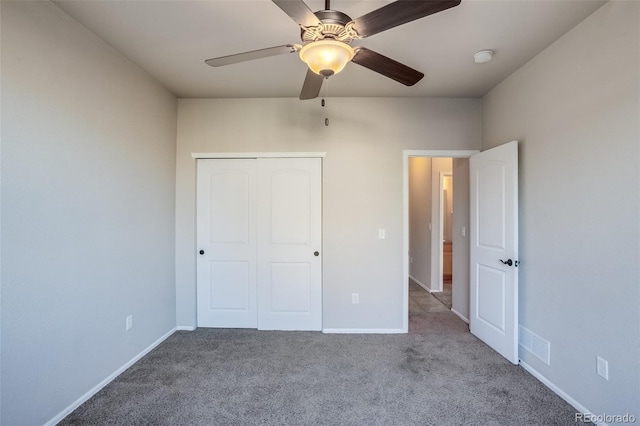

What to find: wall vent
left=519, top=325, right=550, bottom=365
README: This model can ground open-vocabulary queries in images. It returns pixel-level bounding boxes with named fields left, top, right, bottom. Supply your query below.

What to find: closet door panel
left=257, top=158, right=322, bottom=331
left=196, top=159, right=257, bottom=328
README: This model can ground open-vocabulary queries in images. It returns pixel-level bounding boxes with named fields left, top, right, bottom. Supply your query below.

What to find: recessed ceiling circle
left=474, top=50, right=494, bottom=64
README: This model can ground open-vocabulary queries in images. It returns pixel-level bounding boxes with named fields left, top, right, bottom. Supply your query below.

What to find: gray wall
left=176, top=98, right=482, bottom=330
left=0, top=2, right=178, bottom=424
left=452, top=158, right=470, bottom=320
left=409, top=157, right=432, bottom=288
left=483, top=0, right=639, bottom=416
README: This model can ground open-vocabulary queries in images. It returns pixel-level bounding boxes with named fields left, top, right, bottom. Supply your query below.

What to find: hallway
left=408, top=279, right=468, bottom=334
left=409, top=279, right=449, bottom=313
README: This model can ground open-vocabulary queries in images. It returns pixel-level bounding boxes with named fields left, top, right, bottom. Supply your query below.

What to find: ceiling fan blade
left=205, top=45, right=298, bottom=67
left=299, top=69, right=324, bottom=100
left=272, top=0, right=322, bottom=28
left=352, top=0, right=461, bottom=38
left=352, top=47, right=424, bottom=86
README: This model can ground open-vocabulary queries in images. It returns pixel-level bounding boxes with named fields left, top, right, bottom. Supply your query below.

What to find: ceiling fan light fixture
left=299, top=40, right=354, bottom=77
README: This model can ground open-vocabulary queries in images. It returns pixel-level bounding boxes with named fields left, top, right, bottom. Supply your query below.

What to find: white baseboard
left=45, top=327, right=177, bottom=426
left=409, top=275, right=431, bottom=292
left=323, top=328, right=406, bottom=334
left=519, top=360, right=606, bottom=426
left=176, top=325, right=196, bottom=331
left=451, top=308, right=469, bottom=323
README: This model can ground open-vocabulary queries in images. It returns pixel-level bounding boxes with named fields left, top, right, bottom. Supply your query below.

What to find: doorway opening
left=402, top=150, right=478, bottom=332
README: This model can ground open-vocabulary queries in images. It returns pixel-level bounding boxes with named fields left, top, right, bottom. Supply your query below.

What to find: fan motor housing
left=300, top=9, right=358, bottom=43
left=315, top=9, right=351, bottom=26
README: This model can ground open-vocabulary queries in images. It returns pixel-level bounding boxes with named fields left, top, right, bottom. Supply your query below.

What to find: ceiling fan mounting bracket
left=314, top=9, right=351, bottom=26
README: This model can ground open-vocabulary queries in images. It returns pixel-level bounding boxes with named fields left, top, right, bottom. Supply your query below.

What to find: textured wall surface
left=483, top=0, right=639, bottom=417
left=176, top=97, right=482, bottom=330
left=1, top=2, right=178, bottom=424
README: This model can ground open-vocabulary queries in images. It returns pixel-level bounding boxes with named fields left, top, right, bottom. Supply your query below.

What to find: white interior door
left=257, top=158, right=322, bottom=331
left=469, top=141, right=519, bottom=364
left=196, top=159, right=257, bottom=328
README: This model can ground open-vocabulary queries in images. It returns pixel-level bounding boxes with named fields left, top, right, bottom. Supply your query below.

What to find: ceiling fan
left=205, top=0, right=461, bottom=100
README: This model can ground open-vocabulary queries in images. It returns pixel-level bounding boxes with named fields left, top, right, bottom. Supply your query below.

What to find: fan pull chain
left=322, top=77, right=330, bottom=126
left=323, top=99, right=329, bottom=127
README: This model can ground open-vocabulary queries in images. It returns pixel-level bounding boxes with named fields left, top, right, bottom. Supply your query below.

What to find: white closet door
left=257, top=158, right=322, bottom=331
left=196, top=159, right=257, bottom=328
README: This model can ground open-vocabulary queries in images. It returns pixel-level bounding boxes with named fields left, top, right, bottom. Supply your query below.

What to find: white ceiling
left=53, top=0, right=606, bottom=99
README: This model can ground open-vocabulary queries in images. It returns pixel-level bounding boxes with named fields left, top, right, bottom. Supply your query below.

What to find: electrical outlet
left=596, top=356, right=609, bottom=380
left=461, top=226, right=466, bottom=237
left=126, top=315, right=133, bottom=331
left=378, top=228, right=385, bottom=239
left=352, top=293, right=359, bottom=304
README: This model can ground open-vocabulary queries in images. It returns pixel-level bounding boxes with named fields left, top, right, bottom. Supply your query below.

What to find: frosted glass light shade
left=299, top=40, right=355, bottom=77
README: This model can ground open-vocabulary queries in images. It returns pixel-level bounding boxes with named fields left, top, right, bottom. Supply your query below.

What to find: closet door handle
left=499, top=258, right=513, bottom=266
left=199, top=249, right=205, bottom=255
left=314, top=251, right=320, bottom=257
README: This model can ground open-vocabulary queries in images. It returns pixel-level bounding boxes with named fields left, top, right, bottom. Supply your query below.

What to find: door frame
left=402, top=150, right=479, bottom=332
left=192, top=152, right=327, bottom=159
